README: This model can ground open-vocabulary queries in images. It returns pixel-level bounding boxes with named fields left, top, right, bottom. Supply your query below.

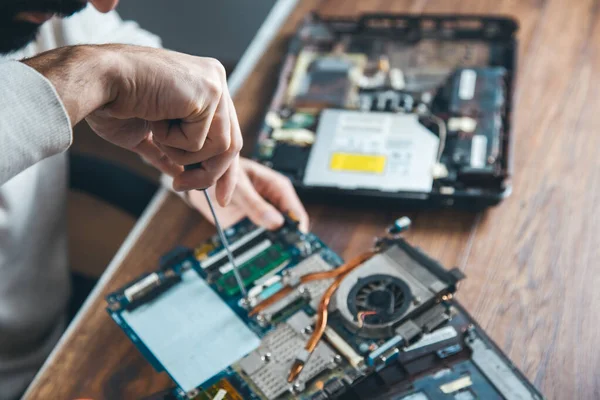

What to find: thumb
left=232, top=172, right=284, bottom=230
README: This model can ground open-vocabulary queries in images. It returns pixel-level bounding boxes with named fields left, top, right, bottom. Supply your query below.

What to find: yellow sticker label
left=329, top=153, right=386, bottom=174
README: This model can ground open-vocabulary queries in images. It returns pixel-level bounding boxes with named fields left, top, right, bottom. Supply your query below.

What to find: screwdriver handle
left=184, top=162, right=203, bottom=170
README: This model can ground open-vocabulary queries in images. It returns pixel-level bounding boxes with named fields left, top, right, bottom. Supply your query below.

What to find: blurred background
left=70, top=1, right=277, bottom=278
left=117, top=0, right=277, bottom=67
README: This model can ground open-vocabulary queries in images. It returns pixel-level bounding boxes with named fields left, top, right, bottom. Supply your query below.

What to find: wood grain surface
left=25, top=0, right=599, bottom=399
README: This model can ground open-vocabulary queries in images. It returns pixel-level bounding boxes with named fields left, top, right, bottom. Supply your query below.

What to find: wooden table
left=25, top=0, right=600, bottom=399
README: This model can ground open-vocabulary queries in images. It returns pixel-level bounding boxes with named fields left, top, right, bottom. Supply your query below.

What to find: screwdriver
left=185, top=163, right=247, bottom=297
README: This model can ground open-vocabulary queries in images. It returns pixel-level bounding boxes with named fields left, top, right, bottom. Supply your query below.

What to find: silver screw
left=256, top=314, right=268, bottom=327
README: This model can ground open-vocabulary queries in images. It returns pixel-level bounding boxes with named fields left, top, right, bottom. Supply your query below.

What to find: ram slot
left=200, top=227, right=267, bottom=272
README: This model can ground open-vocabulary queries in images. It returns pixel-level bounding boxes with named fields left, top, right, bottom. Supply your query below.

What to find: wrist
left=22, top=45, right=118, bottom=125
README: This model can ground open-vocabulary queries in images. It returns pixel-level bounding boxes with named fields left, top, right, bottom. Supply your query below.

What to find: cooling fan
left=332, top=244, right=461, bottom=339
left=348, top=274, right=412, bottom=326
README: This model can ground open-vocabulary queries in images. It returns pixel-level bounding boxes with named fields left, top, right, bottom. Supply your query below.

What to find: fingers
left=243, top=159, right=310, bottom=232
left=151, top=58, right=231, bottom=166
left=214, top=94, right=243, bottom=206
left=154, top=61, right=242, bottom=195
left=171, top=88, right=242, bottom=196
left=150, top=92, right=231, bottom=165
left=89, top=52, right=241, bottom=194
left=215, top=153, right=240, bottom=206
left=171, top=130, right=241, bottom=191
left=133, top=135, right=184, bottom=177
left=231, top=169, right=285, bottom=230
left=186, top=186, right=246, bottom=228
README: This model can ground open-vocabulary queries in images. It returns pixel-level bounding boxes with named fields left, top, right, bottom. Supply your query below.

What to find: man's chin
left=16, top=12, right=55, bottom=25
left=0, top=24, right=40, bottom=55
left=0, top=0, right=88, bottom=54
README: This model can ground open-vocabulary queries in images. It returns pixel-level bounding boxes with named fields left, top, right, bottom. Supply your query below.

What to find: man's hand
left=22, top=45, right=241, bottom=206
left=187, top=158, right=310, bottom=233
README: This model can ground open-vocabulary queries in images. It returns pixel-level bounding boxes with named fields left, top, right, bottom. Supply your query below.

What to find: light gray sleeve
left=0, top=61, right=72, bottom=186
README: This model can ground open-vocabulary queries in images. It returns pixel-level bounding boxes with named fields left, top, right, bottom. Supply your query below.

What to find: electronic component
left=413, top=304, right=451, bottom=333
left=388, top=216, right=412, bottom=235
left=389, top=40, right=491, bottom=92
left=323, top=326, right=364, bottom=368
left=440, top=376, right=473, bottom=394
left=265, top=111, right=283, bottom=129
left=447, top=117, right=477, bottom=133
left=437, top=344, right=462, bottom=359
left=259, top=287, right=310, bottom=325
left=252, top=14, right=517, bottom=210
left=216, top=243, right=290, bottom=296
left=119, top=269, right=260, bottom=395
left=255, top=253, right=335, bottom=324
left=284, top=253, right=334, bottom=309
left=286, top=51, right=366, bottom=110
left=237, top=313, right=337, bottom=400
left=465, top=328, right=540, bottom=400
left=396, top=393, right=429, bottom=400
left=394, top=320, right=422, bottom=344
left=271, top=128, right=315, bottom=146
left=332, top=245, right=460, bottom=338
left=282, top=112, right=316, bottom=130
left=124, top=272, right=182, bottom=312
left=349, top=56, right=388, bottom=89
left=257, top=138, right=276, bottom=159
left=270, top=143, right=311, bottom=178
left=246, top=276, right=283, bottom=307
left=194, top=378, right=243, bottom=400
left=323, top=378, right=346, bottom=397
left=108, top=216, right=542, bottom=400
left=366, top=335, right=403, bottom=366
left=124, top=273, right=161, bottom=302
left=159, top=246, right=194, bottom=271
left=456, top=112, right=503, bottom=181
left=449, top=67, right=506, bottom=115
left=200, top=227, right=267, bottom=271
left=404, top=326, right=458, bottom=352
left=310, top=392, right=329, bottom=400
left=303, top=110, right=440, bottom=193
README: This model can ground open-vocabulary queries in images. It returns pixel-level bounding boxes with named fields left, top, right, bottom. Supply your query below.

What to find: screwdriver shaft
left=203, top=191, right=247, bottom=297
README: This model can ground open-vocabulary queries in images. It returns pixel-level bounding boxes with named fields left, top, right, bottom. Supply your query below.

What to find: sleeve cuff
left=0, top=61, right=72, bottom=184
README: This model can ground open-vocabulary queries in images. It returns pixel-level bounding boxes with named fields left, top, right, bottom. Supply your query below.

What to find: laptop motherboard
left=106, top=216, right=543, bottom=400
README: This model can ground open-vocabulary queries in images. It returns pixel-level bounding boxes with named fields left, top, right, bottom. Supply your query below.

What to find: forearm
left=21, top=45, right=116, bottom=125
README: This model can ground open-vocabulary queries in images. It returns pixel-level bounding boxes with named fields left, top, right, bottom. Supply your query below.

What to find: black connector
left=159, top=246, right=194, bottom=271
left=125, top=274, right=182, bottom=312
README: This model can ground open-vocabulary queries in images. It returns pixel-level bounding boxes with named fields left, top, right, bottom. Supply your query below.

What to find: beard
left=0, top=1, right=88, bottom=54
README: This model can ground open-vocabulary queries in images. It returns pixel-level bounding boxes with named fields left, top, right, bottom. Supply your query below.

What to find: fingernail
left=262, top=211, right=284, bottom=228
left=223, top=191, right=234, bottom=206
left=299, top=222, right=309, bottom=234
left=172, top=181, right=183, bottom=192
